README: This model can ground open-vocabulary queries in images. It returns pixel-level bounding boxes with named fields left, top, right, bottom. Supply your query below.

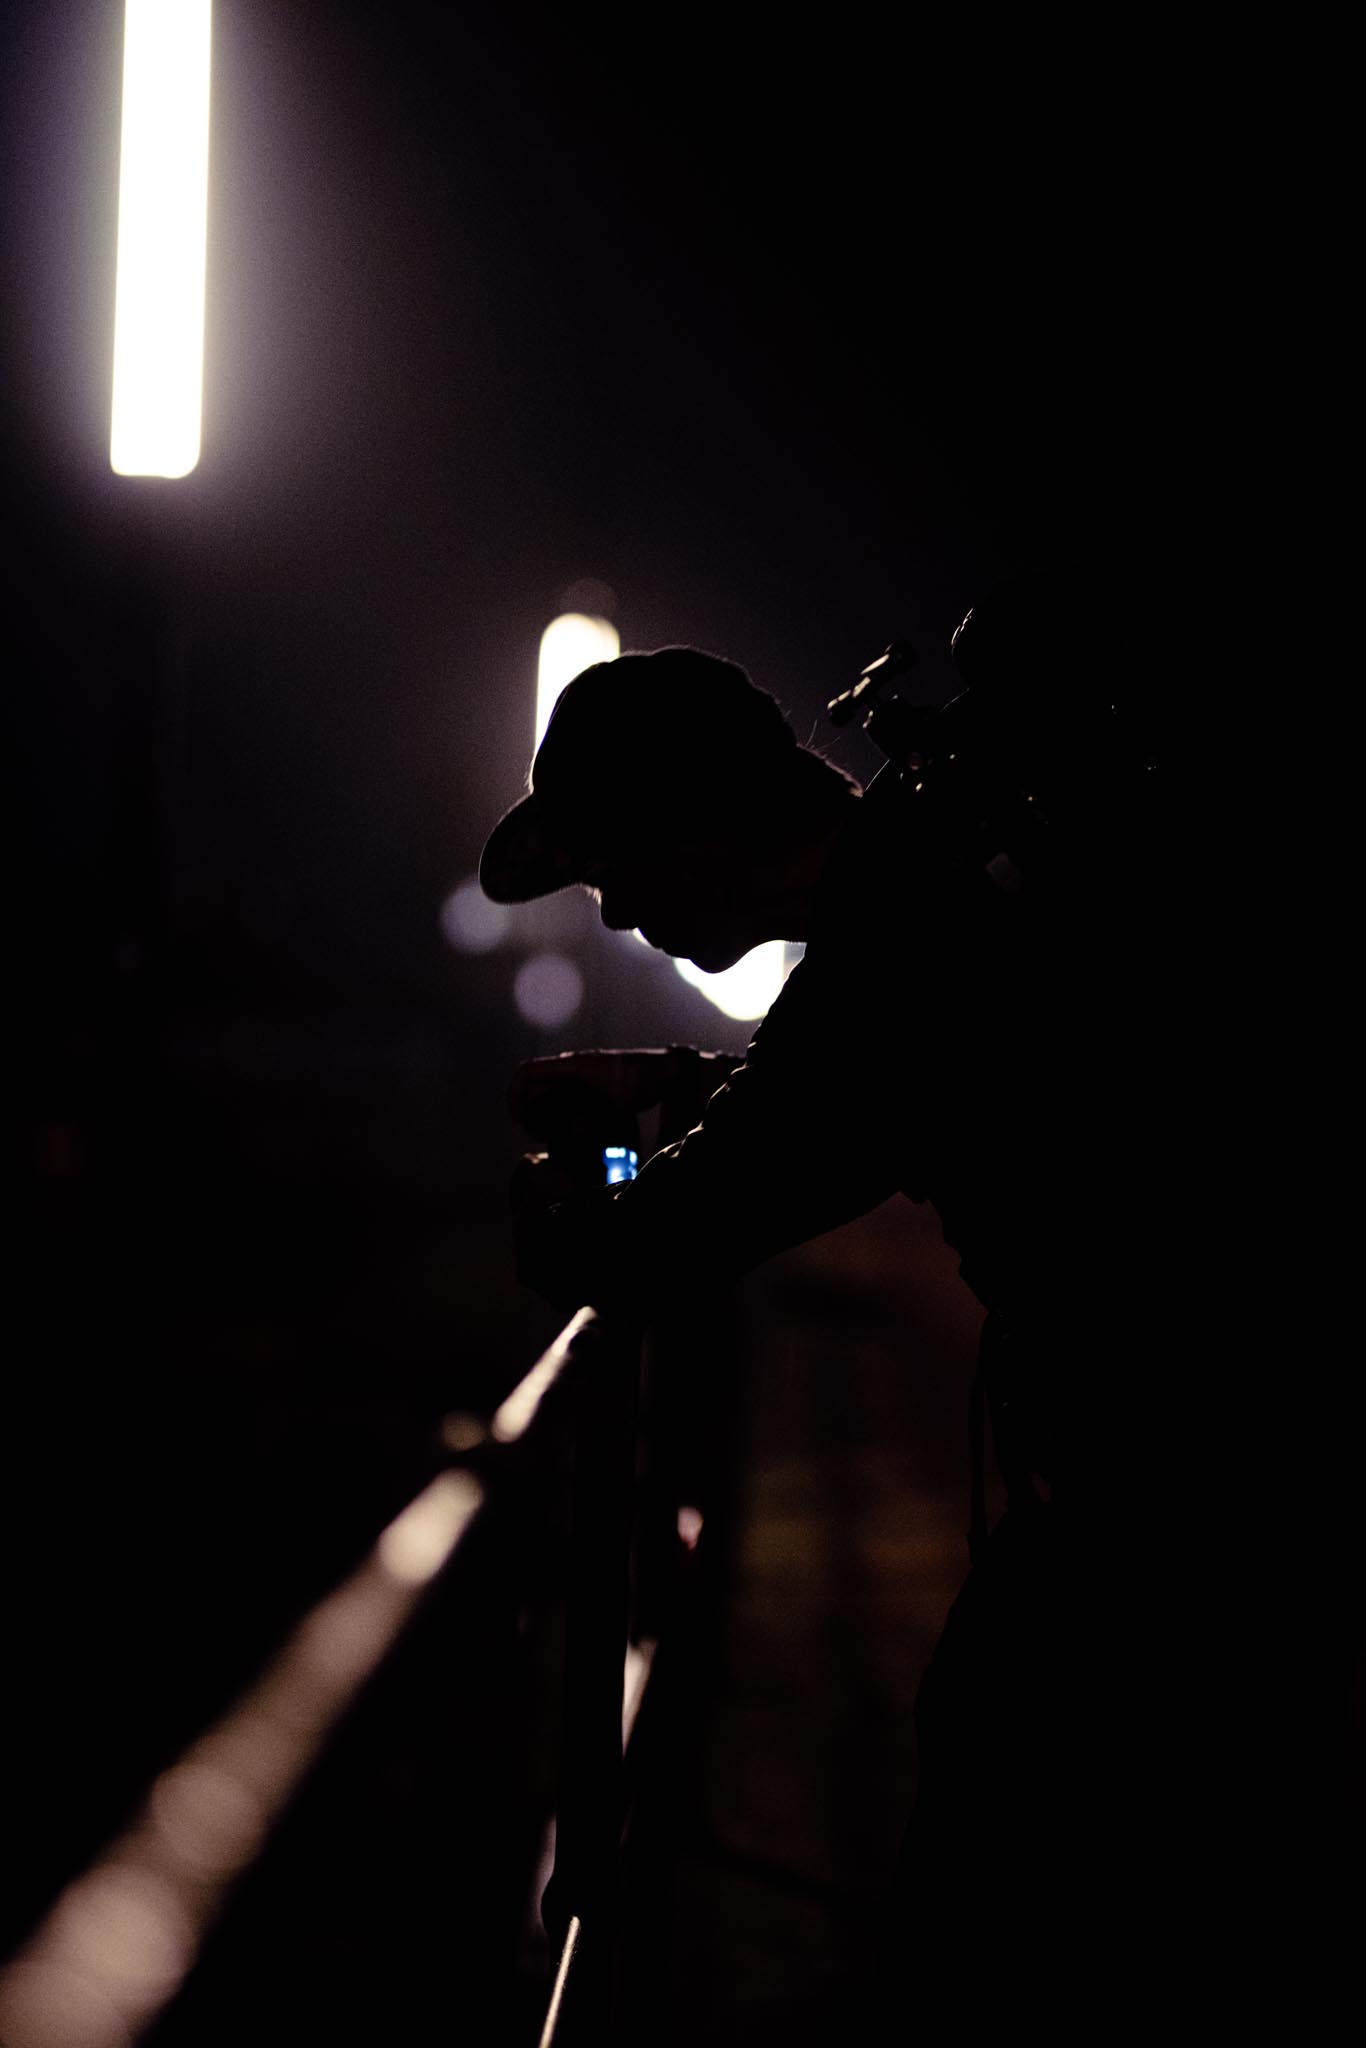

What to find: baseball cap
left=479, top=646, right=797, bottom=904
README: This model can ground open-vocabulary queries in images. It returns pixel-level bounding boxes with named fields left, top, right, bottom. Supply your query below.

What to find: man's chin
left=683, top=942, right=748, bottom=975
left=638, top=925, right=746, bottom=974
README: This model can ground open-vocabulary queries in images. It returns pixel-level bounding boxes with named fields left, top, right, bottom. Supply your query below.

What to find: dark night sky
left=5, top=1, right=1232, bottom=1009
left=0, top=10, right=1263, bottom=1576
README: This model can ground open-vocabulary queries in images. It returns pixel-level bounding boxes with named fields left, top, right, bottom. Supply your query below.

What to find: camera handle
left=827, top=640, right=943, bottom=771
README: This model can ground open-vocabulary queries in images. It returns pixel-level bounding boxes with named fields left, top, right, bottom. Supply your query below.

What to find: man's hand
left=509, top=1047, right=733, bottom=1149
left=504, top=1048, right=735, bottom=1309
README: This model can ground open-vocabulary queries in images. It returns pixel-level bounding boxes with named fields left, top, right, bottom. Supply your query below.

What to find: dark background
left=1, top=3, right=1304, bottom=2040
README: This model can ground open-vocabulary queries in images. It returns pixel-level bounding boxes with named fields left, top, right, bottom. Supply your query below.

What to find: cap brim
left=478, top=794, right=586, bottom=904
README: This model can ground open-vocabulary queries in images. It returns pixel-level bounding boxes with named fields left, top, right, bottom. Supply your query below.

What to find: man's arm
left=513, top=953, right=907, bottom=1314
left=510, top=1047, right=738, bottom=1147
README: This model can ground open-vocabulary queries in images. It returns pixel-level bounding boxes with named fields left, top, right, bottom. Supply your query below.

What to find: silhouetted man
left=479, top=599, right=1353, bottom=2028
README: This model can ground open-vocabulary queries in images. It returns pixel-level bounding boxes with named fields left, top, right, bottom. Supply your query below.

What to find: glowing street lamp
left=110, top=1, right=214, bottom=478
left=535, top=613, right=619, bottom=750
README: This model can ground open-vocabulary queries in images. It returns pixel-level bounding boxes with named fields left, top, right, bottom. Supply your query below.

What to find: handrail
left=539, top=1310, right=642, bottom=2044
left=491, top=1304, right=600, bottom=1445
left=0, top=1306, right=654, bottom=2048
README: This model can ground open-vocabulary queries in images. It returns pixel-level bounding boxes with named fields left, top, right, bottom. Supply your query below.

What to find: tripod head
left=828, top=577, right=1157, bottom=896
left=826, top=639, right=941, bottom=771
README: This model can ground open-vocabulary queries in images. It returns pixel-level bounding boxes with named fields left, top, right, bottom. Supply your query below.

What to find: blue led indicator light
left=604, top=1146, right=639, bottom=1185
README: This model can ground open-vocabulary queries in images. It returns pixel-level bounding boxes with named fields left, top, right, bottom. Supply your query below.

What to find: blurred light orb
left=536, top=614, right=619, bottom=750
left=150, top=1761, right=266, bottom=1880
left=0, top=1958, right=135, bottom=2048
left=54, top=1865, right=191, bottom=1999
left=440, top=877, right=510, bottom=953
left=378, top=1471, right=482, bottom=1586
left=674, top=941, right=788, bottom=1021
left=514, top=953, right=584, bottom=1029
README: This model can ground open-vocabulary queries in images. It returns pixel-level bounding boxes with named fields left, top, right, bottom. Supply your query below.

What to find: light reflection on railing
left=0, top=1309, right=650, bottom=2048
left=0, top=1469, right=483, bottom=2048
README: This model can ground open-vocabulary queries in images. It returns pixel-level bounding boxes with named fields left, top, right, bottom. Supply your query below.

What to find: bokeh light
left=513, top=953, right=584, bottom=1029
left=50, top=1866, right=191, bottom=2001
left=440, top=877, right=511, bottom=953
left=378, top=1471, right=483, bottom=1585
left=149, top=1761, right=267, bottom=1880
left=536, top=614, right=620, bottom=751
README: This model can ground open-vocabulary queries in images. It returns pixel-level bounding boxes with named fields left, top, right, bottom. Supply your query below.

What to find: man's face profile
left=583, top=840, right=762, bottom=975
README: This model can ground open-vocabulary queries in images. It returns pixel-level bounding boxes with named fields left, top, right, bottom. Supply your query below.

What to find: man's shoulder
left=815, top=768, right=925, bottom=922
left=811, top=764, right=999, bottom=965
left=746, top=788, right=917, bottom=1056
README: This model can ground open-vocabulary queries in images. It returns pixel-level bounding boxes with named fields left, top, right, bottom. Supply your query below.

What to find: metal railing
left=0, top=1306, right=664, bottom=2048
